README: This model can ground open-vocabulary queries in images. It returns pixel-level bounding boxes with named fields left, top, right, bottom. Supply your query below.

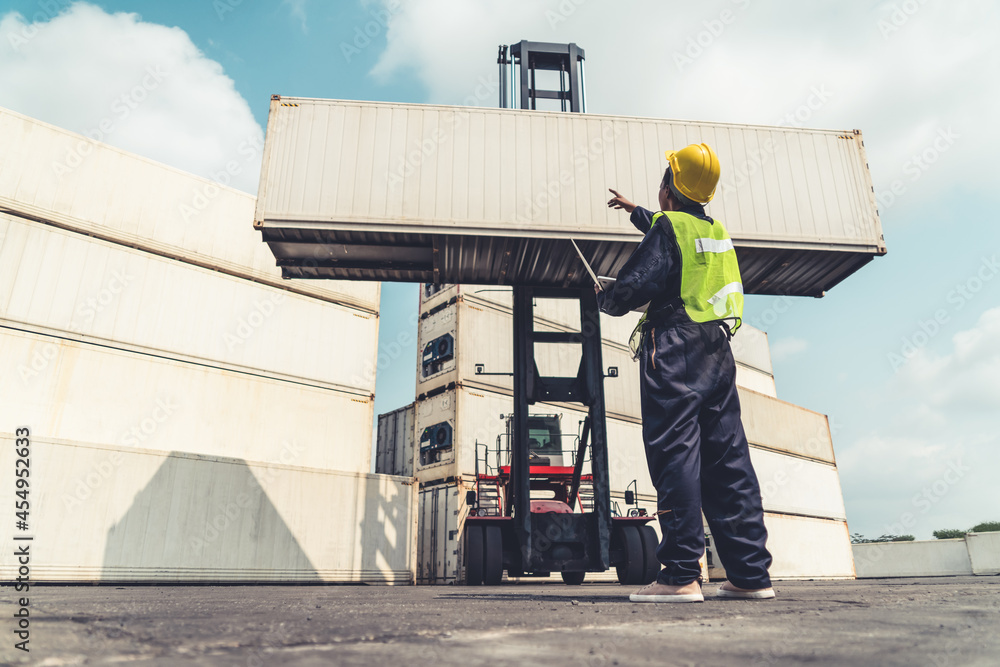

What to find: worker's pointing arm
left=607, top=189, right=653, bottom=234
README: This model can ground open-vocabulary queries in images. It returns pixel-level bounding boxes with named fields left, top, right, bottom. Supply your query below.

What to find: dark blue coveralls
left=597, top=204, right=772, bottom=589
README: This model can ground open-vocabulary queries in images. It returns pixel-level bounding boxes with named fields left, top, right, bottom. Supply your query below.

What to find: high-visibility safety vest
left=628, top=210, right=744, bottom=356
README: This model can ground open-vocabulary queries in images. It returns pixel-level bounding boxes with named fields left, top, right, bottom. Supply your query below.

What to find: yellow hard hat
left=664, top=143, right=721, bottom=204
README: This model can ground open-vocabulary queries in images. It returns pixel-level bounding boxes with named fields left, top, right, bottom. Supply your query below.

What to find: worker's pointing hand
left=607, top=188, right=636, bottom=213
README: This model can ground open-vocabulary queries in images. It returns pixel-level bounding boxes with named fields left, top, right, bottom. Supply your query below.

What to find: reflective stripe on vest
left=628, top=211, right=744, bottom=357
left=656, top=210, right=744, bottom=330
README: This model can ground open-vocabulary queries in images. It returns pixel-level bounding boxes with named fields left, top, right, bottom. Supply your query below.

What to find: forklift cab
left=527, top=414, right=562, bottom=467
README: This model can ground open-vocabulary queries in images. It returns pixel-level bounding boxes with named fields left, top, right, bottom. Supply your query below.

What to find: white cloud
left=839, top=306, right=1000, bottom=537
left=898, top=306, right=1000, bottom=411
left=769, top=336, right=807, bottom=363
left=0, top=3, right=263, bottom=193
left=370, top=0, right=1000, bottom=207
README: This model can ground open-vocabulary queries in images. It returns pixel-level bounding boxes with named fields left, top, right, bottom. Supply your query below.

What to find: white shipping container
left=764, top=514, right=855, bottom=580
left=0, top=327, right=374, bottom=473
left=0, top=435, right=417, bottom=583
left=417, top=480, right=473, bottom=584
left=751, top=449, right=847, bottom=521
left=410, top=384, right=845, bottom=520
left=420, top=283, right=643, bottom=351
left=735, top=365, right=778, bottom=397
left=741, top=389, right=836, bottom=464
left=376, top=404, right=416, bottom=477
left=0, top=106, right=379, bottom=313
left=255, top=98, right=885, bottom=297
left=0, top=212, right=378, bottom=393
left=417, top=293, right=775, bottom=412
left=417, top=298, right=641, bottom=422
left=420, top=285, right=774, bottom=378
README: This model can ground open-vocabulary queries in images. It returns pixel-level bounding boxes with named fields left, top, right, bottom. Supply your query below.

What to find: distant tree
left=933, top=529, right=966, bottom=539
left=970, top=521, right=1000, bottom=533
left=851, top=533, right=915, bottom=544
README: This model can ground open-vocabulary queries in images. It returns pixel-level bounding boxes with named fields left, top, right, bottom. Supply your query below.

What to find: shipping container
left=416, top=297, right=640, bottom=422
left=0, top=434, right=417, bottom=583
left=420, top=284, right=775, bottom=379
left=412, top=384, right=649, bottom=494
left=419, top=283, right=643, bottom=350
left=0, top=106, right=380, bottom=313
left=740, top=389, right=836, bottom=464
left=752, top=449, right=847, bottom=521
left=417, top=480, right=473, bottom=584
left=254, top=97, right=885, bottom=296
left=418, top=287, right=775, bottom=401
left=0, top=327, right=374, bottom=473
left=376, top=404, right=416, bottom=477
left=764, top=514, right=855, bottom=579
left=0, top=212, right=379, bottom=393
left=415, top=299, right=778, bottom=426
left=410, top=384, right=845, bottom=516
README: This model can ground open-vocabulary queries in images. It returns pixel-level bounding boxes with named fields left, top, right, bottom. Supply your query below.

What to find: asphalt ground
left=1, top=576, right=998, bottom=666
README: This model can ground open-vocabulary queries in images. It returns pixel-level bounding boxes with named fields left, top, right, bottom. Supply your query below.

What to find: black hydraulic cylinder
left=511, top=286, right=534, bottom=566
left=579, top=291, right=611, bottom=567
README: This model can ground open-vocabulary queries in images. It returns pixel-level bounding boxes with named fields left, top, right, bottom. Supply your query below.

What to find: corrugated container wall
left=254, top=98, right=885, bottom=297
left=415, top=293, right=777, bottom=423
left=0, top=108, right=396, bottom=582
left=408, top=282, right=853, bottom=582
left=376, top=405, right=416, bottom=477
left=0, top=106, right=379, bottom=313
left=0, top=435, right=417, bottom=583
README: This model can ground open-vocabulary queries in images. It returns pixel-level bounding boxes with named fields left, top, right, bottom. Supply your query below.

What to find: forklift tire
left=638, top=525, right=660, bottom=585
left=483, top=525, right=504, bottom=585
left=466, top=525, right=484, bottom=585
left=561, top=571, right=586, bottom=585
left=615, top=525, right=644, bottom=586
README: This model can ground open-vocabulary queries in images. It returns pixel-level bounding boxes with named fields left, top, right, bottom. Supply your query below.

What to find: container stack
left=376, top=282, right=852, bottom=583
left=0, top=107, right=417, bottom=583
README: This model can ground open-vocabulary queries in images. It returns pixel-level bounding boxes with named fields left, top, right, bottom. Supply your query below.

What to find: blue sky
left=2, top=0, right=998, bottom=540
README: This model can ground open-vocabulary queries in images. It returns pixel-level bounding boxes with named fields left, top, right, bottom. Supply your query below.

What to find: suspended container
left=253, top=97, right=885, bottom=296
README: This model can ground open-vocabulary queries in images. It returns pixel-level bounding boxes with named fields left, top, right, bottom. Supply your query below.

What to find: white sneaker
left=716, top=582, right=775, bottom=599
left=629, top=581, right=704, bottom=603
